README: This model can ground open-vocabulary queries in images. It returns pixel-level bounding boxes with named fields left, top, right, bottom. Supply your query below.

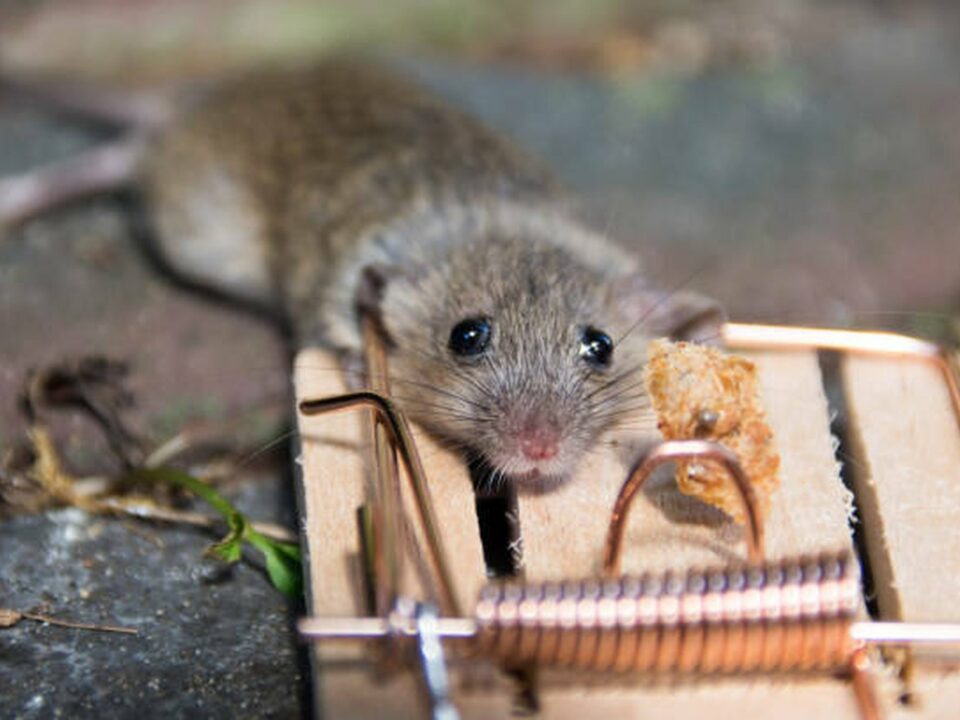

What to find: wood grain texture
left=295, top=349, right=369, bottom=618
left=842, top=356, right=960, bottom=623
left=889, top=672, right=960, bottom=720
left=843, top=355, right=960, bottom=717
left=534, top=679, right=863, bottom=720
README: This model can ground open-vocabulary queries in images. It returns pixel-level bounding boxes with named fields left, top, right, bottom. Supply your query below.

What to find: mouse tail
left=0, top=136, right=145, bottom=232
left=0, top=73, right=177, bottom=130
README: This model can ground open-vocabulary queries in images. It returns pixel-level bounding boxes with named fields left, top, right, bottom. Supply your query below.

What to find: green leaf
left=209, top=536, right=243, bottom=563
left=261, top=542, right=303, bottom=598
left=207, top=511, right=246, bottom=563
left=248, top=530, right=303, bottom=598
left=131, top=467, right=235, bottom=517
left=268, top=539, right=302, bottom=561
left=130, top=466, right=302, bottom=597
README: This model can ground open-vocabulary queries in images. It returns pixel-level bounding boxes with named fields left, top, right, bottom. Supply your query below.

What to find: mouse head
left=361, top=236, right=722, bottom=484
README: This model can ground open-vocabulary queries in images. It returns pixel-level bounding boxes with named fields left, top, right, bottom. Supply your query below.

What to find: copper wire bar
left=362, top=315, right=404, bottom=618
left=849, top=648, right=882, bottom=720
left=722, top=322, right=960, bottom=429
left=602, top=440, right=765, bottom=576
left=299, top=390, right=462, bottom=618
left=850, top=622, right=960, bottom=647
left=300, top=616, right=960, bottom=651
left=299, top=616, right=478, bottom=640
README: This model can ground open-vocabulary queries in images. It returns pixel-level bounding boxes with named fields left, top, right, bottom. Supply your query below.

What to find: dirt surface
left=2, top=1, right=960, bottom=718
left=0, top=484, right=307, bottom=718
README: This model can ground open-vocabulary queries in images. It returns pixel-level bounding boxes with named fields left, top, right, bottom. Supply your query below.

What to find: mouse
left=0, top=61, right=724, bottom=483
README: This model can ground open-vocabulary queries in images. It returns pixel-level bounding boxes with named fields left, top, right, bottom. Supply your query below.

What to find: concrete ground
left=1, top=1, right=959, bottom=718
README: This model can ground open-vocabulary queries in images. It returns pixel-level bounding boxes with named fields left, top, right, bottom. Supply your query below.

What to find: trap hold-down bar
left=298, top=320, right=960, bottom=720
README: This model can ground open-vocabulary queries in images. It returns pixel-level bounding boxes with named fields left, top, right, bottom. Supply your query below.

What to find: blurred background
left=1, top=0, right=959, bottom=716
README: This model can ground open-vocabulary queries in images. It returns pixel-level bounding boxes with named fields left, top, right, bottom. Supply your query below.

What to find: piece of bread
left=643, top=339, right=780, bottom=523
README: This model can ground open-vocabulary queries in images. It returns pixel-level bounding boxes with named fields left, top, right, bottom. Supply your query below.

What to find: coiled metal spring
left=474, top=552, right=859, bottom=674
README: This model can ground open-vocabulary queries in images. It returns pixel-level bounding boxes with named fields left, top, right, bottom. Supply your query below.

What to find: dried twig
left=0, top=607, right=138, bottom=635
left=101, top=496, right=297, bottom=543
left=6, top=354, right=302, bottom=596
left=23, top=356, right=145, bottom=468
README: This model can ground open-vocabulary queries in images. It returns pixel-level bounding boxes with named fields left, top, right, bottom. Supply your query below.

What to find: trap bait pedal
left=292, top=319, right=960, bottom=719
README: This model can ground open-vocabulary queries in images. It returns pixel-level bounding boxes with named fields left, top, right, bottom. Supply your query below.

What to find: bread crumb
left=644, top=339, right=780, bottom=523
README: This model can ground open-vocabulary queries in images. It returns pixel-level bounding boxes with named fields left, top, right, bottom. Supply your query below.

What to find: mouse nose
left=519, top=426, right=560, bottom=461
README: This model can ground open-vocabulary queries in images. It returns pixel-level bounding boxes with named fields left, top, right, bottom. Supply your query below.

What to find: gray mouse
left=0, top=62, right=723, bottom=483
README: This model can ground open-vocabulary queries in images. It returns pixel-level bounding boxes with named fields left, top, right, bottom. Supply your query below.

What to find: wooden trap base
left=293, top=346, right=960, bottom=719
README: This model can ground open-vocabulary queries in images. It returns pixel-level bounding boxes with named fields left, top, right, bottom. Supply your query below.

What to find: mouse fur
left=35, top=62, right=727, bottom=482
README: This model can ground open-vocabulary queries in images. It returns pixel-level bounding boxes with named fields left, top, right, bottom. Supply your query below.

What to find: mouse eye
left=449, top=317, right=491, bottom=357
left=579, top=327, right=613, bottom=368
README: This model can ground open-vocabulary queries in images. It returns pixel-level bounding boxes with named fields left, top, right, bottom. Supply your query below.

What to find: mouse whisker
left=228, top=428, right=300, bottom=472
left=481, top=353, right=509, bottom=401
left=388, top=393, right=477, bottom=415
left=587, top=376, right=651, bottom=403
left=589, top=404, right=655, bottom=422
left=400, top=343, right=498, bottom=401
left=589, top=393, right=653, bottom=416
left=615, top=263, right=713, bottom=346
left=600, top=399, right=655, bottom=415
left=590, top=394, right=656, bottom=412
left=584, top=394, right=652, bottom=421
left=386, top=375, right=489, bottom=412
left=582, top=361, right=648, bottom=401
left=389, top=400, right=490, bottom=427
left=605, top=417, right=660, bottom=432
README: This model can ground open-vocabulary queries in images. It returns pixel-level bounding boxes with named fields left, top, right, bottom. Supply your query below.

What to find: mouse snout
left=519, top=425, right=560, bottom=461
left=516, top=413, right=563, bottom=461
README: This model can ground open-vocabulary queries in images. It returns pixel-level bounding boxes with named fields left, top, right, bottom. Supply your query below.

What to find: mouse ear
left=649, top=290, right=726, bottom=344
left=615, top=277, right=726, bottom=345
left=356, top=263, right=394, bottom=319
left=355, top=262, right=424, bottom=345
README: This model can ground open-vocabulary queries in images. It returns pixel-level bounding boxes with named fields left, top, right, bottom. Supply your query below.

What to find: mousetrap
left=292, top=318, right=960, bottom=719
